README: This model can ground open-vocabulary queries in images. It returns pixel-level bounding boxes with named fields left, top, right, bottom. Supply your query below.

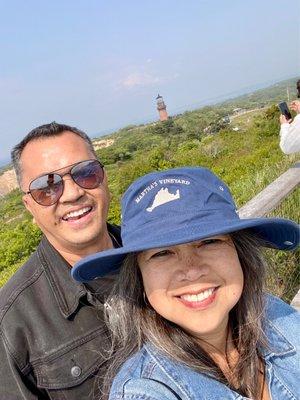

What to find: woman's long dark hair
left=101, top=230, right=269, bottom=399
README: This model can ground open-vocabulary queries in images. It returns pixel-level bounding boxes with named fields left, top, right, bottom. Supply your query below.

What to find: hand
left=280, top=114, right=289, bottom=124
left=290, top=100, right=300, bottom=114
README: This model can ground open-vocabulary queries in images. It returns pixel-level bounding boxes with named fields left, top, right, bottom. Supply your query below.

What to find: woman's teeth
left=180, top=288, right=215, bottom=302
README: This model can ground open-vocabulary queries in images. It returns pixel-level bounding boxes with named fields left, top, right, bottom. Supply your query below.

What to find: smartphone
left=278, top=101, right=292, bottom=120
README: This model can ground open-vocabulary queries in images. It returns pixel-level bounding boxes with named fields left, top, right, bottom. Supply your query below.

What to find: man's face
left=21, top=131, right=110, bottom=256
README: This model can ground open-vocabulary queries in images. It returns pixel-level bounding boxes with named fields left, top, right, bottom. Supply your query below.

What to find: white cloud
left=120, top=70, right=180, bottom=90
left=122, top=72, right=161, bottom=88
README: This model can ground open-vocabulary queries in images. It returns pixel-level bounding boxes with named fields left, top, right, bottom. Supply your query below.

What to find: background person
left=279, top=79, right=300, bottom=154
left=73, top=167, right=299, bottom=400
left=0, top=122, right=121, bottom=399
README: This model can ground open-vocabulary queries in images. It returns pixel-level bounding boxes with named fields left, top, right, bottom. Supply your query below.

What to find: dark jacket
left=0, top=224, right=121, bottom=400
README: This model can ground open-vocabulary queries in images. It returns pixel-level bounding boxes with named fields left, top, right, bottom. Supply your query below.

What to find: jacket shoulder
left=0, top=247, right=43, bottom=323
left=265, top=294, right=300, bottom=342
left=265, top=294, right=299, bottom=319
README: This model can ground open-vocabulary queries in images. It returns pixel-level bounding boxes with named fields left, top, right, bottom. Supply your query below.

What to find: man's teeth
left=64, top=207, right=91, bottom=220
left=180, top=288, right=215, bottom=302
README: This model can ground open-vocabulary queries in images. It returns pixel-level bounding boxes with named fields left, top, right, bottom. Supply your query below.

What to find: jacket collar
left=37, top=224, right=121, bottom=319
left=262, top=318, right=296, bottom=358
left=37, top=236, right=87, bottom=318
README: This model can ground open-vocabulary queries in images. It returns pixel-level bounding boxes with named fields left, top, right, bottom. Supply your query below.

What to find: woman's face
left=137, top=235, right=244, bottom=344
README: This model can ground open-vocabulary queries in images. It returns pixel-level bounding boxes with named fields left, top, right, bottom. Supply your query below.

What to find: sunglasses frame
left=24, top=159, right=104, bottom=206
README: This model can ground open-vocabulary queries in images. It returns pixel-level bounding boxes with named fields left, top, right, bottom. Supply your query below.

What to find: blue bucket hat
left=72, top=167, right=299, bottom=282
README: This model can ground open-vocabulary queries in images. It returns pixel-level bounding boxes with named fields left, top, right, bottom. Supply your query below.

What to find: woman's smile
left=176, top=286, right=219, bottom=309
left=138, top=236, right=244, bottom=342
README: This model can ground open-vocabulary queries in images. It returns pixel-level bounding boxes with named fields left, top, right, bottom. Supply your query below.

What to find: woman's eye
left=201, top=238, right=221, bottom=246
left=150, top=250, right=172, bottom=259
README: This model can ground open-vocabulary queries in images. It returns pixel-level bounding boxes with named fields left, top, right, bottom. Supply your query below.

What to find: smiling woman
left=72, top=167, right=300, bottom=400
left=137, top=235, right=244, bottom=343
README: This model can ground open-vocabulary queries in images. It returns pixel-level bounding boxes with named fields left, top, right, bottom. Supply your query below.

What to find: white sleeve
left=279, top=114, right=300, bottom=154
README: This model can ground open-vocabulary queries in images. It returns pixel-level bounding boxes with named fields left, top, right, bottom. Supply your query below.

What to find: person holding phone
left=279, top=79, right=300, bottom=154
left=72, top=167, right=299, bottom=400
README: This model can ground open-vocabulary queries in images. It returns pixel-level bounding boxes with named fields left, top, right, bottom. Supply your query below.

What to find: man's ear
left=22, top=195, right=36, bottom=223
left=22, top=194, right=32, bottom=214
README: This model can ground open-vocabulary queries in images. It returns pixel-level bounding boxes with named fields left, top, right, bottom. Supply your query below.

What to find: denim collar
left=262, top=318, right=296, bottom=358
left=37, top=224, right=121, bottom=319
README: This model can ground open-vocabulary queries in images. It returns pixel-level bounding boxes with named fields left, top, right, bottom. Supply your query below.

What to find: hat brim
left=72, top=217, right=299, bottom=282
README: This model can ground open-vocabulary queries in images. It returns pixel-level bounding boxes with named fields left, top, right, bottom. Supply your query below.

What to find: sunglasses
left=25, top=159, right=104, bottom=206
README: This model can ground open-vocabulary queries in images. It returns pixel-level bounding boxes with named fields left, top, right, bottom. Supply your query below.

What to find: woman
left=72, top=167, right=300, bottom=400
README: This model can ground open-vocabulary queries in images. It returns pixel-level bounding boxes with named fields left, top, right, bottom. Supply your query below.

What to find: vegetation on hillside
left=0, top=78, right=299, bottom=300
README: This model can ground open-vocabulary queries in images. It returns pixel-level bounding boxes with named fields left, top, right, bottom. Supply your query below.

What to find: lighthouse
left=156, top=94, right=168, bottom=121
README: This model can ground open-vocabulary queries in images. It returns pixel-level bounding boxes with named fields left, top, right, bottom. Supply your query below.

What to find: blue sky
left=0, top=0, right=299, bottom=165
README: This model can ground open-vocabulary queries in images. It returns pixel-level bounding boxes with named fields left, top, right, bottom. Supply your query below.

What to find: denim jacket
left=109, top=295, right=300, bottom=400
left=0, top=224, right=121, bottom=400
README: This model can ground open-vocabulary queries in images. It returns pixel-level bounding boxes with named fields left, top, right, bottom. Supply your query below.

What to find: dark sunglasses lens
left=30, top=174, right=63, bottom=206
left=72, top=160, right=104, bottom=189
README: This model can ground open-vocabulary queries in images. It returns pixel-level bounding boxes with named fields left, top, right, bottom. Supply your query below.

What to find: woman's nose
left=175, top=253, right=209, bottom=281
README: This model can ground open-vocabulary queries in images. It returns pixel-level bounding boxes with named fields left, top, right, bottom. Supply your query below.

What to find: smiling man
left=0, top=122, right=121, bottom=399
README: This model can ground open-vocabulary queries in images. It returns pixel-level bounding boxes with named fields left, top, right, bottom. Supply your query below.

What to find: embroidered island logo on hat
left=146, top=187, right=180, bottom=212
left=72, top=167, right=300, bottom=282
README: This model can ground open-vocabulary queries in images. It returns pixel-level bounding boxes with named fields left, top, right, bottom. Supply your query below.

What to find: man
left=0, top=122, right=121, bottom=399
left=279, top=80, right=300, bottom=154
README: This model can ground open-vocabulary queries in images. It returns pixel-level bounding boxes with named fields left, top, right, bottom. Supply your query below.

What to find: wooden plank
left=291, top=290, right=300, bottom=312
left=238, top=162, right=300, bottom=218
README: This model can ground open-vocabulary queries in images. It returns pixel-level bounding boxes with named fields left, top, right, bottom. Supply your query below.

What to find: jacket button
left=71, top=365, right=82, bottom=377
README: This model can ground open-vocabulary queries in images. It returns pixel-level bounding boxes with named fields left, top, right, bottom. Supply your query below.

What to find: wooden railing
left=237, top=162, right=300, bottom=311
left=238, top=162, right=300, bottom=218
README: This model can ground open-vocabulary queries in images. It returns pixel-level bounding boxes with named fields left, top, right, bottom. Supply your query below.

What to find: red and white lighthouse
left=156, top=94, right=168, bottom=121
